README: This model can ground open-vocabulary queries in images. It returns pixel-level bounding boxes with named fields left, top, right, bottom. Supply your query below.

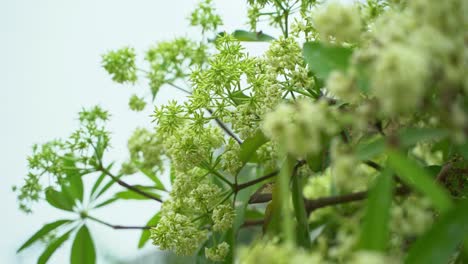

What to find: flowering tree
left=15, top=0, right=468, bottom=263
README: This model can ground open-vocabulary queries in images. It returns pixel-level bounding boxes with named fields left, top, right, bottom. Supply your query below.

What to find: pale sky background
left=0, top=0, right=272, bottom=263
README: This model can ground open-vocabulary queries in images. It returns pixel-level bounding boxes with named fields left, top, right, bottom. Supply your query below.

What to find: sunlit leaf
left=17, top=220, right=71, bottom=253
left=38, top=230, right=72, bottom=264
left=71, top=225, right=96, bottom=264
left=45, top=187, right=75, bottom=212
left=138, top=212, right=161, bottom=249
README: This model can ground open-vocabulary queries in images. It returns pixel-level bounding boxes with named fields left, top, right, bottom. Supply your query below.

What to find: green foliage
left=405, top=199, right=468, bottom=264
left=71, top=225, right=96, bottom=264
left=359, top=169, right=394, bottom=251
left=17, top=220, right=72, bottom=253
left=16, top=0, right=468, bottom=263
left=302, top=42, right=353, bottom=80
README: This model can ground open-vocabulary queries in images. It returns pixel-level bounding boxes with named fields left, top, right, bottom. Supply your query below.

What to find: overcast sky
left=0, top=0, right=262, bottom=263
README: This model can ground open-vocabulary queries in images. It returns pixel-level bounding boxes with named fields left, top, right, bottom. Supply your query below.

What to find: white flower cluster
left=330, top=140, right=372, bottom=192
left=211, top=204, right=235, bottom=232
left=262, top=99, right=340, bottom=157
left=205, top=242, right=230, bottom=262
left=313, top=1, right=362, bottom=43
left=125, top=128, right=164, bottom=173
left=150, top=211, right=208, bottom=255
left=163, top=124, right=224, bottom=171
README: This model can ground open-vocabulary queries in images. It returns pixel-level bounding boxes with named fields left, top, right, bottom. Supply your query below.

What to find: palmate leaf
left=38, top=229, right=73, bottom=264
left=71, top=225, right=96, bottom=264
left=17, top=219, right=72, bottom=253
left=405, top=199, right=468, bottom=264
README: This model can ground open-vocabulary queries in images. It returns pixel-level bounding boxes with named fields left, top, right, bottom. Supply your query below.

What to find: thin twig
left=241, top=219, right=264, bottom=228
left=98, top=164, right=163, bottom=202
left=206, top=109, right=242, bottom=144
left=165, top=82, right=242, bottom=144
left=167, top=82, right=192, bottom=95
left=87, top=215, right=152, bottom=230
left=305, top=186, right=410, bottom=213
left=236, top=170, right=278, bottom=191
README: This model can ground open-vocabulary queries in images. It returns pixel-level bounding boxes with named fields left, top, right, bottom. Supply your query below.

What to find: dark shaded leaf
left=359, top=169, right=394, bottom=251
left=387, top=150, right=452, bottom=212
left=292, top=174, right=311, bottom=248
left=356, top=128, right=448, bottom=161
left=405, top=199, right=468, bottom=264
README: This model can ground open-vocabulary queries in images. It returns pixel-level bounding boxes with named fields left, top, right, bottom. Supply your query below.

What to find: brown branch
left=243, top=160, right=306, bottom=201
left=236, top=171, right=278, bottom=191
left=436, top=162, right=453, bottom=183
left=207, top=108, right=242, bottom=144
left=87, top=215, right=152, bottom=230
left=305, top=186, right=410, bottom=213
left=98, top=164, right=163, bottom=203
left=241, top=219, right=264, bottom=228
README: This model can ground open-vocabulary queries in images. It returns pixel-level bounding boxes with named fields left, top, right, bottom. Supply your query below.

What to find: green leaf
left=239, top=130, right=268, bottom=165
left=38, top=230, right=72, bottom=264
left=114, top=190, right=161, bottom=200
left=17, top=220, right=71, bottom=253
left=45, top=187, right=75, bottom=212
left=71, top=225, right=96, bottom=264
left=229, top=90, right=251, bottom=106
left=93, top=197, right=118, bottom=209
left=138, top=212, right=161, bottom=249
left=387, top=150, right=452, bottom=212
left=359, top=169, right=394, bottom=251
left=61, top=155, right=84, bottom=202
left=225, top=166, right=262, bottom=262
left=232, top=30, right=275, bottom=42
left=90, top=163, right=114, bottom=198
left=405, top=199, right=468, bottom=264
left=292, top=173, right=311, bottom=248
left=94, top=172, right=123, bottom=199
left=139, top=168, right=166, bottom=191
left=302, top=42, right=353, bottom=80
left=356, top=128, right=449, bottom=161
